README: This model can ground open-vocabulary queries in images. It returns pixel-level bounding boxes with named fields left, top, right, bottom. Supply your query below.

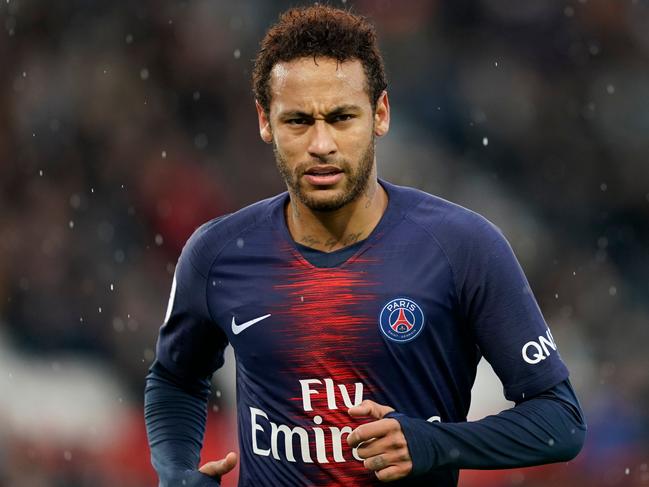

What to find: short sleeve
left=155, top=234, right=229, bottom=381
left=447, top=214, right=568, bottom=401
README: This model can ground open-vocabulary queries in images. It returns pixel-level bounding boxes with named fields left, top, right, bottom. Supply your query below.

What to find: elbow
left=556, top=425, right=587, bottom=462
left=553, top=390, right=588, bottom=462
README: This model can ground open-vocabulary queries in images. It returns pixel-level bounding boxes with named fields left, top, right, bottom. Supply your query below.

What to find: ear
left=373, top=91, right=390, bottom=137
left=256, top=100, right=273, bottom=144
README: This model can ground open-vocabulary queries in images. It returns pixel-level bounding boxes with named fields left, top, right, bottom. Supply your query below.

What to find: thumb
left=348, top=399, right=394, bottom=420
left=199, top=451, right=238, bottom=478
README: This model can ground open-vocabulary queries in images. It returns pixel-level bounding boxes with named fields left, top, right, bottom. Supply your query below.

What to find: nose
left=307, top=119, right=337, bottom=159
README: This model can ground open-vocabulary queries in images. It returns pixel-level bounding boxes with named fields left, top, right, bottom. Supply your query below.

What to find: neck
left=285, top=177, right=388, bottom=253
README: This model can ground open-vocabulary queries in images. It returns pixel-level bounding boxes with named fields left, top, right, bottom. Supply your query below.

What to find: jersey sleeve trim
left=505, top=362, right=569, bottom=402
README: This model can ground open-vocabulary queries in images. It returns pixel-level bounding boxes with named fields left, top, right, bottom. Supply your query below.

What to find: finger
left=348, top=399, right=394, bottom=420
left=199, top=451, right=238, bottom=477
left=362, top=451, right=411, bottom=472
left=375, top=465, right=410, bottom=483
left=347, top=399, right=374, bottom=418
left=347, top=418, right=400, bottom=448
left=356, top=434, right=408, bottom=459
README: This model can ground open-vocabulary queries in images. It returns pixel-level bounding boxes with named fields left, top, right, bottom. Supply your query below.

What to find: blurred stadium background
left=1, top=0, right=648, bottom=485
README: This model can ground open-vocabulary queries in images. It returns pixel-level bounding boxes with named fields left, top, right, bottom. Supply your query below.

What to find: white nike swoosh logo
left=231, top=313, right=271, bottom=335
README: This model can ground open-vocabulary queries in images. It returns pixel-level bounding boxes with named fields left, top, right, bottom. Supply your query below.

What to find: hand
left=198, top=451, right=238, bottom=482
left=347, top=400, right=412, bottom=482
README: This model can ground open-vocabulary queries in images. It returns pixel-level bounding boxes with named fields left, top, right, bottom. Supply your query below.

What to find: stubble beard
left=273, top=135, right=376, bottom=213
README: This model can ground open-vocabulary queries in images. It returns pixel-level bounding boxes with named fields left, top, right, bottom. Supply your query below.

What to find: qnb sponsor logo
left=250, top=377, right=364, bottom=464
left=522, top=328, right=558, bottom=365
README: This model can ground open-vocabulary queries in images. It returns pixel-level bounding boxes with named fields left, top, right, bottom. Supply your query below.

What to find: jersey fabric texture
left=155, top=180, right=570, bottom=486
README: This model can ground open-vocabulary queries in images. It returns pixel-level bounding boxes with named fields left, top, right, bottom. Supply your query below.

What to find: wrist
left=158, top=468, right=221, bottom=487
left=391, top=415, right=440, bottom=476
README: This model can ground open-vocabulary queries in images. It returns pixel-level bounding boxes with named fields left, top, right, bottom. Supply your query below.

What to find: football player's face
left=257, top=57, right=389, bottom=212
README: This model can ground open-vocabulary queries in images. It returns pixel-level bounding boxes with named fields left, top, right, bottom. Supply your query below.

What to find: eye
left=286, top=118, right=309, bottom=125
left=331, top=114, right=354, bottom=123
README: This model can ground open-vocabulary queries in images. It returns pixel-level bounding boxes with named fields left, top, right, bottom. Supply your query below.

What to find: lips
left=304, top=165, right=342, bottom=176
left=303, top=166, right=344, bottom=186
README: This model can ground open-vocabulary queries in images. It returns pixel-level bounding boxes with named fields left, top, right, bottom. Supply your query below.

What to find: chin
left=299, top=189, right=350, bottom=212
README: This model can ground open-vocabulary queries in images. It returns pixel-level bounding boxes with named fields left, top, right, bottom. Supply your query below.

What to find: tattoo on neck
left=300, top=235, right=321, bottom=246
left=300, top=231, right=364, bottom=250
left=324, top=237, right=338, bottom=250
left=341, top=232, right=363, bottom=246
left=364, top=182, right=377, bottom=208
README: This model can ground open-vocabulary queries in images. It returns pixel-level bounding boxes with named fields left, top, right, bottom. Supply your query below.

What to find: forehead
left=268, top=57, right=370, bottom=113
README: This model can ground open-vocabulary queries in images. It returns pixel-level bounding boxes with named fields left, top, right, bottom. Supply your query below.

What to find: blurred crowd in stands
left=1, top=1, right=648, bottom=485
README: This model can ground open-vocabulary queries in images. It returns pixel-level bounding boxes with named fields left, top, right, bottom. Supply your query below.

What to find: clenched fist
left=347, top=400, right=412, bottom=482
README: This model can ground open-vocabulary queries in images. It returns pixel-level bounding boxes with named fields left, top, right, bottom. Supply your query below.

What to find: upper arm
left=444, top=214, right=569, bottom=401
left=155, top=233, right=229, bottom=382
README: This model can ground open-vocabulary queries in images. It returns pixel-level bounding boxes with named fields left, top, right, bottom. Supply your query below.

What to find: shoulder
left=180, top=192, right=286, bottom=276
left=385, top=181, right=519, bottom=296
left=385, top=180, right=503, bottom=246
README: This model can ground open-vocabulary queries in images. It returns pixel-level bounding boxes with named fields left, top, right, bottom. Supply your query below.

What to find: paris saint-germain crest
left=379, top=297, right=425, bottom=343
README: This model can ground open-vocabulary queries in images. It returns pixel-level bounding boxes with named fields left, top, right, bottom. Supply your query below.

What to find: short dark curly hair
left=252, top=5, right=387, bottom=115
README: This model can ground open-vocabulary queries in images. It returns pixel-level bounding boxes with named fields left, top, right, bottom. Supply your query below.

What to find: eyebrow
left=279, top=104, right=362, bottom=119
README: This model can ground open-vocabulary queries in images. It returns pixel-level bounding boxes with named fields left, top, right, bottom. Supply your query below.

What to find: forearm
left=144, top=360, right=211, bottom=479
left=394, top=380, right=586, bottom=475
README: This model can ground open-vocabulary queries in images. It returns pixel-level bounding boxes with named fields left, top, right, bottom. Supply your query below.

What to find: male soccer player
left=145, top=5, right=586, bottom=486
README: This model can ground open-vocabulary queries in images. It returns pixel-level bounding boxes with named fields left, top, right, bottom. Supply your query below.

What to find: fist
left=347, top=400, right=412, bottom=482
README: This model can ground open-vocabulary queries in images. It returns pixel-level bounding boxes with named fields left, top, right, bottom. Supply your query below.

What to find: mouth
left=303, top=166, right=344, bottom=186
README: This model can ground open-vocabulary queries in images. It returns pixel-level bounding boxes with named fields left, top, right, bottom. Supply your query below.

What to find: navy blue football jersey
left=156, top=180, right=569, bottom=486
